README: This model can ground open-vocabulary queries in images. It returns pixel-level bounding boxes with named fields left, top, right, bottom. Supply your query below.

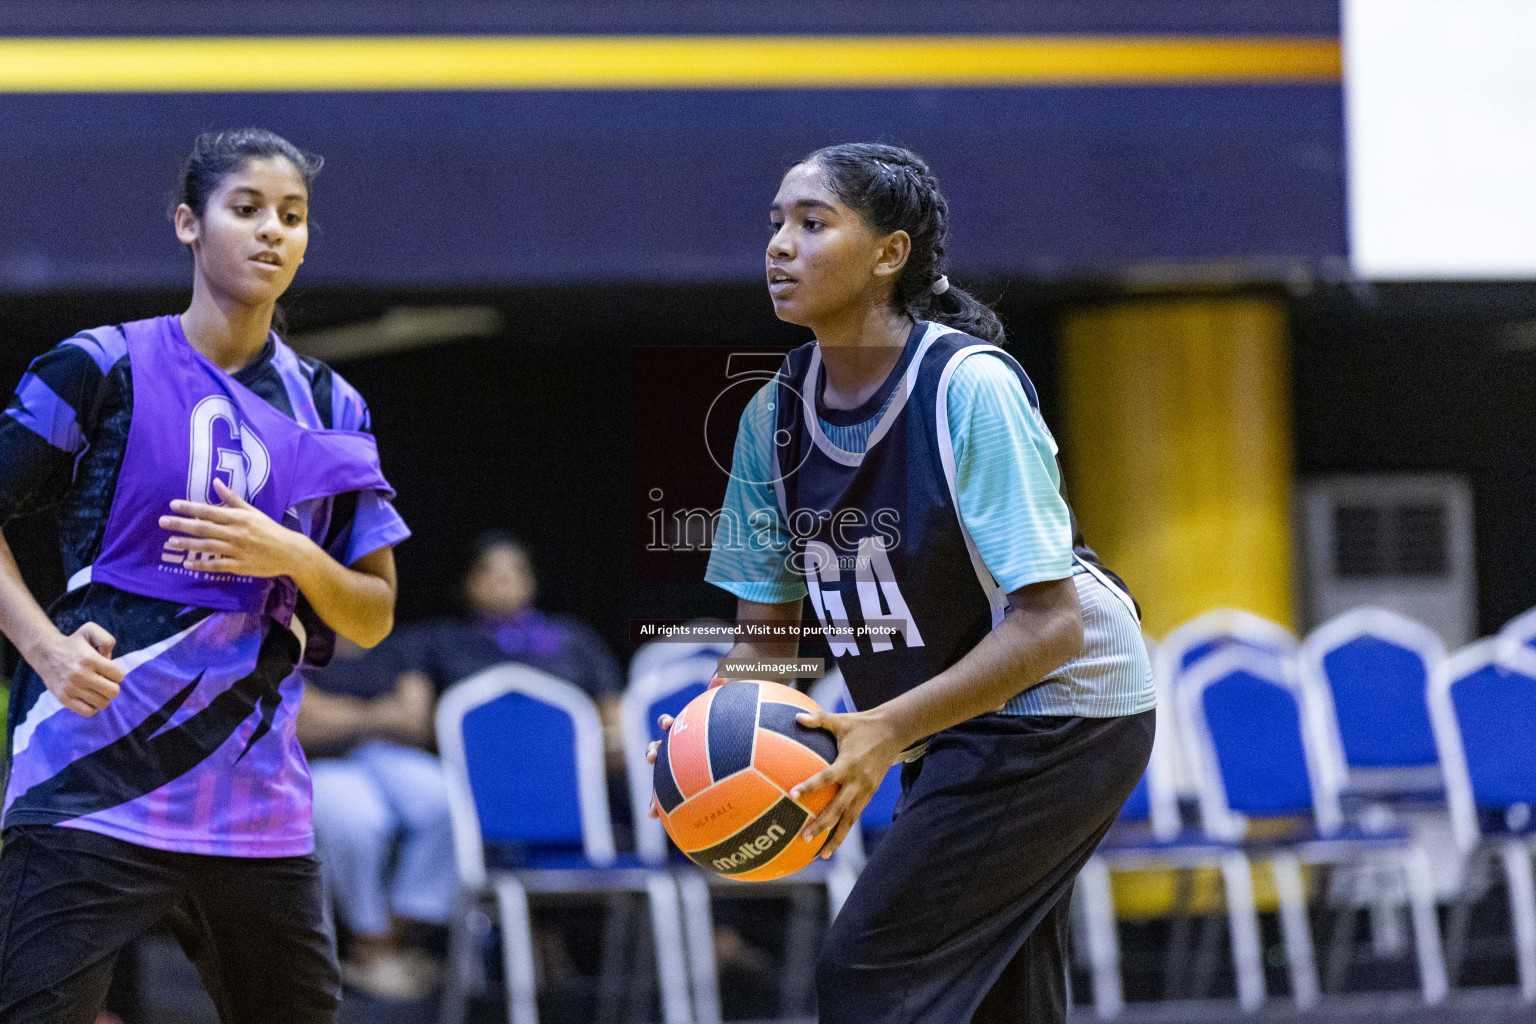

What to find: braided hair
left=801, top=142, right=1004, bottom=345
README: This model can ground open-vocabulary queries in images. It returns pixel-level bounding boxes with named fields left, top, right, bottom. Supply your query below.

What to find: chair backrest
left=1499, top=605, right=1536, bottom=662
left=622, top=651, right=724, bottom=864
left=1118, top=635, right=1183, bottom=839
left=1155, top=610, right=1297, bottom=796
left=1300, top=607, right=1446, bottom=792
left=1156, top=608, right=1298, bottom=681
left=1177, top=645, right=1342, bottom=841
left=437, top=664, right=616, bottom=889
left=626, top=628, right=734, bottom=691
left=1428, top=639, right=1536, bottom=851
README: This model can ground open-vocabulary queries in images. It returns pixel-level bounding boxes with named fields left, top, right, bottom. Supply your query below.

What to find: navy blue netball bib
left=772, top=322, right=1134, bottom=712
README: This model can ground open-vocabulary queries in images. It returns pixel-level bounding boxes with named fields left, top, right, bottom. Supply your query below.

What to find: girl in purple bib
left=0, top=129, right=409, bottom=1023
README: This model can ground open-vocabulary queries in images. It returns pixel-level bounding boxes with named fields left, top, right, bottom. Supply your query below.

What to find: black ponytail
left=801, top=142, right=1004, bottom=345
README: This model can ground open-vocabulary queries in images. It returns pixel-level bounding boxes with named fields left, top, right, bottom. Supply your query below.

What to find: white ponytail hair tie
left=930, top=275, right=950, bottom=296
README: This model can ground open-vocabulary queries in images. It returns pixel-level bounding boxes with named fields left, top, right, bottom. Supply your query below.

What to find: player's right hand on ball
left=35, top=622, right=125, bottom=717
left=646, top=713, right=676, bottom=818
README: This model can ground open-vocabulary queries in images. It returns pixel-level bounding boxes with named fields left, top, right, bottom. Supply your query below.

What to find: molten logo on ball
left=712, top=822, right=786, bottom=872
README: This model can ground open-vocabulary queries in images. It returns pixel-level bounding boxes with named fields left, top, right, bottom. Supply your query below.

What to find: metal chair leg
left=492, top=876, right=540, bottom=1024
left=1272, top=853, right=1321, bottom=1010
left=781, top=884, right=823, bottom=1019
left=1402, top=847, right=1449, bottom=1004
left=826, top=860, right=858, bottom=920
left=1220, top=852, right=1267, bottom=1012
left=439, top=894, right=479, bottom=1024
left=594, top=892, right=634, bottom=1024
left=676, top=872, right=723, bottom=1024
left=1369, top=891, right=1407, bottom=958
left=645, top=873, right=695, bottom=1024
left=1077, top=857, right=1124, bottom=1020
left=1498, top=840, right=1536, bottom=1001
left=1069, top=885, right=1094, bottom=972
left=1189, top=909, right=1224, bottom=999
left=625, top=904, right=656, bottom=1023
left=1444, top=846, right=1489, bottom=987
left=1162, top=868, right=1197, bottom=999
left=1324, top=901, right=1358, bottom=994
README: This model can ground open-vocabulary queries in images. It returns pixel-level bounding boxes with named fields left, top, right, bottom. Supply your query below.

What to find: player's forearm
left=0, top=527, right=65, bottom=662
left=724, top=596, right=802, bottom=683
left=288, top=544, right=396, bottom=649
left=870, top=575, right=1084, bottom=751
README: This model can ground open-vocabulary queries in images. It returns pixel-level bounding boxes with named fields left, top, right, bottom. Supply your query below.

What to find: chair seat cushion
left=486, top=844, right=651, bottom=872
left=1478, top=805, right=1536, bottom=839
left=1238, top=818, right=1414, bottom=859
left=1097, top=823, right=1239, bottom=865
left=1342, top=765, right=1444, bottom=803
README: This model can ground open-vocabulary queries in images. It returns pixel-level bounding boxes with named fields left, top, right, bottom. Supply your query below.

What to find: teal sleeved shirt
left=704, top=340, right=1154, bottom=718
left=705, top=349, right=1074, bottom=603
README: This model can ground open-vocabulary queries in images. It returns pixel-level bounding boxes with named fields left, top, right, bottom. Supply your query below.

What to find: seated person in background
left=395, top=531, right=624, bottom=735
left=388, top=532, right=629, bottom=990
left=299, top=636, right=455, bottom=1002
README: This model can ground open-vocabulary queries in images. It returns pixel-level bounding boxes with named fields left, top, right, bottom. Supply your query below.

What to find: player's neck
left=181, top=286, right=275, bottom=374
left=813, top=306, right=912, bottom=411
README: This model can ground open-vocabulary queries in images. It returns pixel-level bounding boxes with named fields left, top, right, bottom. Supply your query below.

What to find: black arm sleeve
left=0, top=341, right=105, bottom=525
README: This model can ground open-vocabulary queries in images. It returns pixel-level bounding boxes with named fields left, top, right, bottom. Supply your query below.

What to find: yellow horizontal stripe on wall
left=0, top=35, right=1341, bottom=93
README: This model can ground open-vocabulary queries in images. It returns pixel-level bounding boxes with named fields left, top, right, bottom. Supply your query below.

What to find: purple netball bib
left=88, top=316, right=390, bottom=615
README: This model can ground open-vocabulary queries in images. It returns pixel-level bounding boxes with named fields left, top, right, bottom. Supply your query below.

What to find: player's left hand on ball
left=645, top=713, right=676, bottom=819
left=160, top=479, right=308, bottom=578
left=645, top=714, right=675, bottom=765
left=789, top=707, right=905, bottom=859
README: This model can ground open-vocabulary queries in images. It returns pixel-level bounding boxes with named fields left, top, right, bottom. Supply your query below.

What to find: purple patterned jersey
left=0, top=317, right=410, bottom=856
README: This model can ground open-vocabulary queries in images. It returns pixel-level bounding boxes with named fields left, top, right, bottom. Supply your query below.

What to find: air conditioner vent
left=1332, top=502, right=1449, bottom=578
left=1397, top=503, right=1449, bottom=576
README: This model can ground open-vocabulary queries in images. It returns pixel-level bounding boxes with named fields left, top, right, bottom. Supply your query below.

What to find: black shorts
left=0, top=824, right=340, bottom=1024
left=816, top=710, right=1154, bottom=1024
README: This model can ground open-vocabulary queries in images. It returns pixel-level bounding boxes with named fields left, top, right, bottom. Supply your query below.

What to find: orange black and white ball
left=653, top=679, right=838, bottom=880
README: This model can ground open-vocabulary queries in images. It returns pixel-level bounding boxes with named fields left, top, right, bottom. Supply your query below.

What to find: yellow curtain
left=1060, top=295, right=1296, bottom=637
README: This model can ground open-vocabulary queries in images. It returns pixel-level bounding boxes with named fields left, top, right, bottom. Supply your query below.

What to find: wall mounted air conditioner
left=1301, top=474, right=1475, bottom=646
